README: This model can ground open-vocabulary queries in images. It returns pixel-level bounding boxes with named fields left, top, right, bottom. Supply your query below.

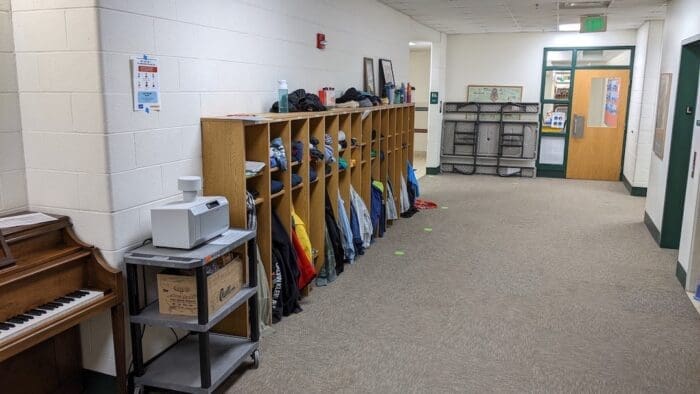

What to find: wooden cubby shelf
left=201, top=103, right=415, bottom=332
left=271, top=190, right=285, bottom=199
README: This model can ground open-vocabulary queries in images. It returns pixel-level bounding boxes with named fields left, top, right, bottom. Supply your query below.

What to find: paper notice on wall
left=131, top=55, right=161, bottom=113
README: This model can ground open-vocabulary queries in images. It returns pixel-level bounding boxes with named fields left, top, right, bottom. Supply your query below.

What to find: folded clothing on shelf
left=338, top=158, right=348, bottom=170
left=271, top=179, right=284, bottom=194
left=246, top=160, right=265, bottom=177
left=270, top=137, right=287, bottom=170
left=292, top=173, right=302, bottom=186
left=291, top=140, right=304, bottom=163
left=324, top=134, right=335, bottom=163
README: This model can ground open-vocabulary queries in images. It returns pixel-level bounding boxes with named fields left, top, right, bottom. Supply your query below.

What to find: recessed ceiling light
left=409, top=41, right=416, bottom=46
left=558, top=23, right=581, bottom=31
left=559, top=1, right=611, bottom=9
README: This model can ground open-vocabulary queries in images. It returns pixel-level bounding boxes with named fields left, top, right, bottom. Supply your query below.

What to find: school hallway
left=224, top=175, right=700, bottom=393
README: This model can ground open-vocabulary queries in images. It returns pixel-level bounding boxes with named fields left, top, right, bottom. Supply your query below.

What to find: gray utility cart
left=124, top=228, right=260, bottom=394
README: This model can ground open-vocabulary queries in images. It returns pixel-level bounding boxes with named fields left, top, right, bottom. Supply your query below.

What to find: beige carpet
left=221, top=175, right=700, bottom=393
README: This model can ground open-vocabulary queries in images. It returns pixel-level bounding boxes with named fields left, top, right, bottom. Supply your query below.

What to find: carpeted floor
left=222, top=175, right=700, bottom=393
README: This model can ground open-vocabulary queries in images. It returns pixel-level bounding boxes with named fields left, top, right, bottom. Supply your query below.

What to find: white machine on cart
left=150, top=176, right=229, bottom=249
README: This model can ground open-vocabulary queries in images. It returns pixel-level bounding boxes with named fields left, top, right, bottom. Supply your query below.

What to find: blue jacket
left=350, top=204, right=364, bottom=255
left=370, top=182, right=383, bottom=237
left=336, top=191, right=356, bottom=263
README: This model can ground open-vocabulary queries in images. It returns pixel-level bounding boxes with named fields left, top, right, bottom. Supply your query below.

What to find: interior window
left=576, top=49, right=631, bottom=67
left=587, top=77, right=621, bottom=128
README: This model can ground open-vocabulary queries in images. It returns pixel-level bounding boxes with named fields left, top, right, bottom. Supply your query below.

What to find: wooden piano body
left=0, top=213, right=126, bottom=394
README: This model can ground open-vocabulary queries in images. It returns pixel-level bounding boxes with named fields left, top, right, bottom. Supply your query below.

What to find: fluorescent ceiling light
left=558, top=23, right=581, bottom=32
left=409, top=41, right=416, bottom=46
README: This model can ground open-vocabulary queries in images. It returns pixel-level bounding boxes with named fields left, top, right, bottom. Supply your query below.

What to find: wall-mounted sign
left=430, top=91, right=439, bottom=104
left=131, top=55, right=161, bottom=113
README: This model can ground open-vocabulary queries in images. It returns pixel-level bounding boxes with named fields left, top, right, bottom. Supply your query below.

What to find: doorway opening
left=537, top=46, right=634, bottom=180
left=660, top=39, right=700, bottom=249
left=409, top=41, right=431, bottom=178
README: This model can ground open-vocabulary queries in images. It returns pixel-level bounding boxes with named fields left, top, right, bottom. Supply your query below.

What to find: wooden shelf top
left=270, top=166, right=279, bottom=173
left=292, top=183, right=303, bottom=191
left=325, top=172, right=332, bottom=178
left=201, top=103, right=415, bottom=122
left=271, top=190, right=285, bottom=199
left=254, top=197, right=263, bottom=205
left=291, top=161, right=300, bottom=167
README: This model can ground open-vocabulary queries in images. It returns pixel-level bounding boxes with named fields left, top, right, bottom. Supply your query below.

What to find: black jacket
left=271, top=211, right=302, bottom=322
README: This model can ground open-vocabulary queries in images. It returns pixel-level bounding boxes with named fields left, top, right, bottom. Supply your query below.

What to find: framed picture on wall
left=653, top=73, right=672, bottom=159
left=379, top=58, right=395, bottom=96
left=466, top=85, right=523, bottom=103
left=363, top=57, right=376, bottom=95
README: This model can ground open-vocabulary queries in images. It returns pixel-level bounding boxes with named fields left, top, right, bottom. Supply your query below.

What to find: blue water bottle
left=278, top=80, right=289, bottom=113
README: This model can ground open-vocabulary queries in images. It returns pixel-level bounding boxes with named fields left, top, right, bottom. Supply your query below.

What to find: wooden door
left=566, top=69, right=630, bottom=180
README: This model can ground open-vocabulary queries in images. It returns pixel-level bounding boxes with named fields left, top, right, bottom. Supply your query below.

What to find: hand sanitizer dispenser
left=150, top=176, right=229, bottom=249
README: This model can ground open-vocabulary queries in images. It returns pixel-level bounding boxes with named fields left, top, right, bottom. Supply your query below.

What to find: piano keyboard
left=0, top=289, right=104, bottom=344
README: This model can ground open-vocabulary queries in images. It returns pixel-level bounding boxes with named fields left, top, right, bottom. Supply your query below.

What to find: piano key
left=26, top=309, right=46, bottom=316
left=67, top=291, right=88, bottom=298
left=0, top=290, right=105, bottom=345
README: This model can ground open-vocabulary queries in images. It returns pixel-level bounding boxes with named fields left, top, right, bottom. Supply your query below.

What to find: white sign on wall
left=131, top=55, right=161, bottom=113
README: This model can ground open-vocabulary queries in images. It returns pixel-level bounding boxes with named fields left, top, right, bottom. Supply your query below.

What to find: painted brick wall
left=624, top=20, right=664, bottom=188
left=10, top=0, right=440, bottom=375
left=0, top=1, right=26, bottom=214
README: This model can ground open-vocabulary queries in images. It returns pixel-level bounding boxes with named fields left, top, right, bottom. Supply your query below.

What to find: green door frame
left=659, top=40, right=700, bottom=249
left=536, top=46, right=635, bottom=178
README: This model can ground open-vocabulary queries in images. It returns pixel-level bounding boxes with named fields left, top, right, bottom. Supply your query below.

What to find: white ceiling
left=379, top=0, right=667, bottom=34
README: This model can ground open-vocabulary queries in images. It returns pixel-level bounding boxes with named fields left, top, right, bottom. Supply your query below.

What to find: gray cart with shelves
left=124, top=228, right=260, bottom=394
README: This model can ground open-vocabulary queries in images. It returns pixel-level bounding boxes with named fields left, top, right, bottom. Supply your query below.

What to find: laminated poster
left=131, top=55, right=161, bottom=113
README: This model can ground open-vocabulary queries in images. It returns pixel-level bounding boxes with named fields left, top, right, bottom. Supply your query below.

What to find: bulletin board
left=467, top=85, right=522, bottom=103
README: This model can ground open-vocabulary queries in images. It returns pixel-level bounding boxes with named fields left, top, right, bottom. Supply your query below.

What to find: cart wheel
left=251, top=349, right=261, bottom=369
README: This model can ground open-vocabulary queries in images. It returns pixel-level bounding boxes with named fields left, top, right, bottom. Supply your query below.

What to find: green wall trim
left=660, top=42, right=700, bottom=250
left=622, top=173, right=647, bottom=197
left=644, top=211, right=661, bottom=246
left=426, top=166, right=440, bottom=175
left=537, top=169, right=565, bottom=178
left=676, top=261, right=687, bottom=288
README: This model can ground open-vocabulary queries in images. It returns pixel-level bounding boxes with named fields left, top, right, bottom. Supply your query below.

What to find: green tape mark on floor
left=424, top=227, right=433, bottom=232
left=394, top=250, right=405, bottom=256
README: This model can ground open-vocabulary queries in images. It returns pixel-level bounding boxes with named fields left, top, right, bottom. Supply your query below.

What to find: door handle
left=572, top=114, right=585, bottom=138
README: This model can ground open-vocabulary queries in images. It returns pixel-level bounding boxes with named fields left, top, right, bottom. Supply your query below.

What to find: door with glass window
left=566, top=69, right=630, bottom=180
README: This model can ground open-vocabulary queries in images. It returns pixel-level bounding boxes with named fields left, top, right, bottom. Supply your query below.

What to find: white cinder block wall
left=0, top=0, right=26, bottom=214
left=623, top=20, right=664, bottom=189
left=645, top=0, right=700, bottom=231
left=8, top=0, right=441, bottom=376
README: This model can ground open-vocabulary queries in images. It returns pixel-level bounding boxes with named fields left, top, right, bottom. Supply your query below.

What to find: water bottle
left=278, top=80, right=289, bottom=113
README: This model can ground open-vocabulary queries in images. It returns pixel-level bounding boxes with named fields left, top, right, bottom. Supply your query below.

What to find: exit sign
left=580, top=15, right=607, bottom=33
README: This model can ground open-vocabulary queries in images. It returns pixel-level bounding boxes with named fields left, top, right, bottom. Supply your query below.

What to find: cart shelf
left=134, top=334, right=258, bottom=394
left=130, top=287, right=257, bottom=332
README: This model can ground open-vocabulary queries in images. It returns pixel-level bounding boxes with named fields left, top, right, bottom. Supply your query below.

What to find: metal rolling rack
left=124, top=228, right=260, bottom=394
left=441, top=102, right=539, bottom=177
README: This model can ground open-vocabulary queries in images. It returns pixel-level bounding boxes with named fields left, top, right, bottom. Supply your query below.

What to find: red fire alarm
left=316, top=33, right=327, bottom=49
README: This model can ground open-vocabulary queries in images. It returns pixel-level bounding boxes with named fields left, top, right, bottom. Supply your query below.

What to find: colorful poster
left=131, top=55, right=160, bottom=112
left=604, top=77, right=620, bottom=127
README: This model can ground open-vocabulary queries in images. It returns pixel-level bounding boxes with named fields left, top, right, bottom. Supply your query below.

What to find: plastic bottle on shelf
left=278, top=80, right=289, bottom=113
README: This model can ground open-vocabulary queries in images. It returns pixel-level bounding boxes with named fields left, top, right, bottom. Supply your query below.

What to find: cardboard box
left=157, top=253, right=243, bottom=317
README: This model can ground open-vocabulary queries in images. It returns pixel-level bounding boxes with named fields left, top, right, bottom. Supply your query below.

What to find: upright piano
left=0, top=213, right=126, bottom=393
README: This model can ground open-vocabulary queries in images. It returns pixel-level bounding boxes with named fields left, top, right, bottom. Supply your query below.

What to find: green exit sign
left=580, top=15, right=607, bottom=33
